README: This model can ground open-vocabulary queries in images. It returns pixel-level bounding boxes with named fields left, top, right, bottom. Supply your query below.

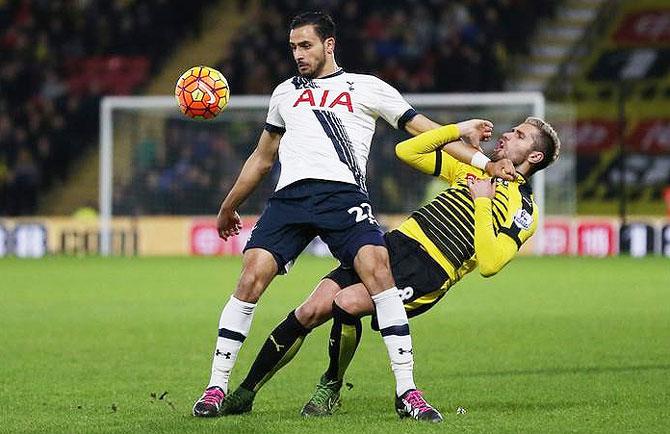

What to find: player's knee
left=360, top=263, right=393, bottom=291
left=354, top=246, right=391, bottom=281
left=295, top=302, right=331, bottom=329
left=334, top=291, right=366, bottom=317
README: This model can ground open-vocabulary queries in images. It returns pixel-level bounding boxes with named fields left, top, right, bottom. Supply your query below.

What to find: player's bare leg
left=193, top=248, right=277, bottom=417
left=294, top=278, right=342, bottom=328
left=332, top=283, right=375, bottom=315
left=352, top=245, right=443, bottom=422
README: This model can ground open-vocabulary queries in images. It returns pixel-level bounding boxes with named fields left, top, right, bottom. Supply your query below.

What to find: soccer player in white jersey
left=192, top=11, right=513, bottom=422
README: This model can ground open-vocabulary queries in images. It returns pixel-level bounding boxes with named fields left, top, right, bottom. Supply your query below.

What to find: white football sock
left=207, top=295, right=256, bottom=392
left=371, top=287, right=416, bottom=396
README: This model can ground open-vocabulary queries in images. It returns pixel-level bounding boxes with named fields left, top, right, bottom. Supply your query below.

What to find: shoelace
left=405, top=390, right=431, bottom=412
left=310, top=380, right=340, bottom=406
left=310, top=383, right=333, bottom=406
left=202, top=389, right=224, bottom=405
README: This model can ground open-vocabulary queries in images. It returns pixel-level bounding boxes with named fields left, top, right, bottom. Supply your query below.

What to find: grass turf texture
left=1, top=256, right=669, bottom=433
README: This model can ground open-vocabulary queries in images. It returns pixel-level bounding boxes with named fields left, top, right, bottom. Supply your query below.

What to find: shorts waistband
left=273, top=179, right=364, bottom=199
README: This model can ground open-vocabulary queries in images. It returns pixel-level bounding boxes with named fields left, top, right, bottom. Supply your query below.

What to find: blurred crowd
left=221, top=0, right=557, bottom=94
left=0, top=0, right=207, bottom=215
left=116, top=119, right=274, bottom=215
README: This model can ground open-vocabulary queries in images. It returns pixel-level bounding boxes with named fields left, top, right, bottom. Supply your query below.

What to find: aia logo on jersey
left=293, top=89, right=354, bottom=112
left=466, top=173, right=478, bottom=183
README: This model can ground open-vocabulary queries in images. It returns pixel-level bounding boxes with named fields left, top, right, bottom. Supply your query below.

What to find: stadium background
left=1, top=1, right=669, bottom=433
left=1, top=0, right=669, bottom=258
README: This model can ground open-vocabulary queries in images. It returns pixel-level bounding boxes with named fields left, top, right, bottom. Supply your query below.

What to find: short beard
left=492, top=152, right=522, bottom=170
left=299, top=69, right=317, bottom=79
left=299, top=51, right=327, bottom=79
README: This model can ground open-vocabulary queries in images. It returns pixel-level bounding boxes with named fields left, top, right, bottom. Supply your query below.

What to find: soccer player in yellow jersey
left=220, top=117, right=561, bottom=422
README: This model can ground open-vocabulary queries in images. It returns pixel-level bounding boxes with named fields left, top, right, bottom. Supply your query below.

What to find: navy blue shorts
left=244, top=180, right=385, bottom=274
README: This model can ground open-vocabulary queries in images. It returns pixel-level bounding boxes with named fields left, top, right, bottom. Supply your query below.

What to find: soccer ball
left=175, top=66, right=230, bottom=119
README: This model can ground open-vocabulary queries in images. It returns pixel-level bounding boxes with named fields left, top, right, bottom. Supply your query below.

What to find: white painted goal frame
left=100, top=92, right=546, bottom=256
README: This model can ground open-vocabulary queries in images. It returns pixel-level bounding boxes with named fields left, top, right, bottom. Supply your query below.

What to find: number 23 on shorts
left=347, top=202, right=378, bottom=224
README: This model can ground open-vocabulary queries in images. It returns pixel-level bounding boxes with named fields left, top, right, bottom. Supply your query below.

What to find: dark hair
left=290, top=11, right=336, bottom=41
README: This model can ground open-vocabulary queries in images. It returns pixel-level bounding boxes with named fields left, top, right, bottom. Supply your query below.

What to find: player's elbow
left=395, top=142, right=422, bottom=168
left=257, top=160, right=274, bottom=175
left=251, top=153, right=275, bottom=175
left=395, top=142, right=411, bottom=163
left=479, top=268, right=497, bottom=278
left=478, top=262, right=500, bottom=278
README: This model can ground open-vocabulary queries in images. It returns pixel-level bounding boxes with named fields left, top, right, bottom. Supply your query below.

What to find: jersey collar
left=516, top=173, right=528, bottom=184
left=317, top=68, right=344, bottom=79
left=516, top=173, right=533, bottom=193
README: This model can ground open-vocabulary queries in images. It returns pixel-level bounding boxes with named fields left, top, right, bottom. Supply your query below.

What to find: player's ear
left=324, top=36, right=335, bottom=54
left=528, top=150, right=544, bottom=165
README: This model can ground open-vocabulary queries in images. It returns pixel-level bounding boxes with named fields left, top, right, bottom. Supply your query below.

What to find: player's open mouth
left=494, top=139, right=504, bottom=151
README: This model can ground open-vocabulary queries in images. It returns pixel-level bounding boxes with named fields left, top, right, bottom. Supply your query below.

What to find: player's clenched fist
left=468, top=177, right=496, bottom=199
left=485, top=159, right=516, bottom=181
left=217, top=206, right=242, bottom=240
left=457, top=119, right=494, bottom=147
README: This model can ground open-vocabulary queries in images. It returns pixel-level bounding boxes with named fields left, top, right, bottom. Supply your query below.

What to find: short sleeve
left=265, top=84, right=286, bottom=133
left=372, top=78, right=416, bottom=130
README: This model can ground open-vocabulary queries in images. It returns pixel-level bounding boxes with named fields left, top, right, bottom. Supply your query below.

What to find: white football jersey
left=265, top=69, right=416, bottom=192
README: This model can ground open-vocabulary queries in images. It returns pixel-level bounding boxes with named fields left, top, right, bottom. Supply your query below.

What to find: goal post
left=99, top=93, right=549, bottom=256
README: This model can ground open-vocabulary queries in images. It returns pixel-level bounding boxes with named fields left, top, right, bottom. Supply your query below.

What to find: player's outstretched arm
left=468, top=178, right=518, bottom=277
left=396, top=119, right=517, bottom=179
left=395, top=123, right=462, bottom=174
left=403, top=114, right=442, bottom=136
left=398, top=119, right=516, bottom=180
left=217, top=130, right=281, bottom=240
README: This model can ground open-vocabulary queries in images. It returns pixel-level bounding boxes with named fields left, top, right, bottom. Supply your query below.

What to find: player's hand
left=217, top=206, right=242, bottom=240
left=457, top=119, right=494, bottom=148
left=485, top=159, right=515, bottom=181
left=468, top=177, right=496, bottom=199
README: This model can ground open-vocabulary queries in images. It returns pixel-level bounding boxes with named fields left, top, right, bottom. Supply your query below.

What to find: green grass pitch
left=1, top=256, right=669, bottom=433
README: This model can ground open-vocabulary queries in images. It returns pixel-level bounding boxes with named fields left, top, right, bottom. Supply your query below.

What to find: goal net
left=100, top=93, right=574, bottom=255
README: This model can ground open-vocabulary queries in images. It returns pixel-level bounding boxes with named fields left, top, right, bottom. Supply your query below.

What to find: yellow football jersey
left=394, top=125, right=537, bottom=302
